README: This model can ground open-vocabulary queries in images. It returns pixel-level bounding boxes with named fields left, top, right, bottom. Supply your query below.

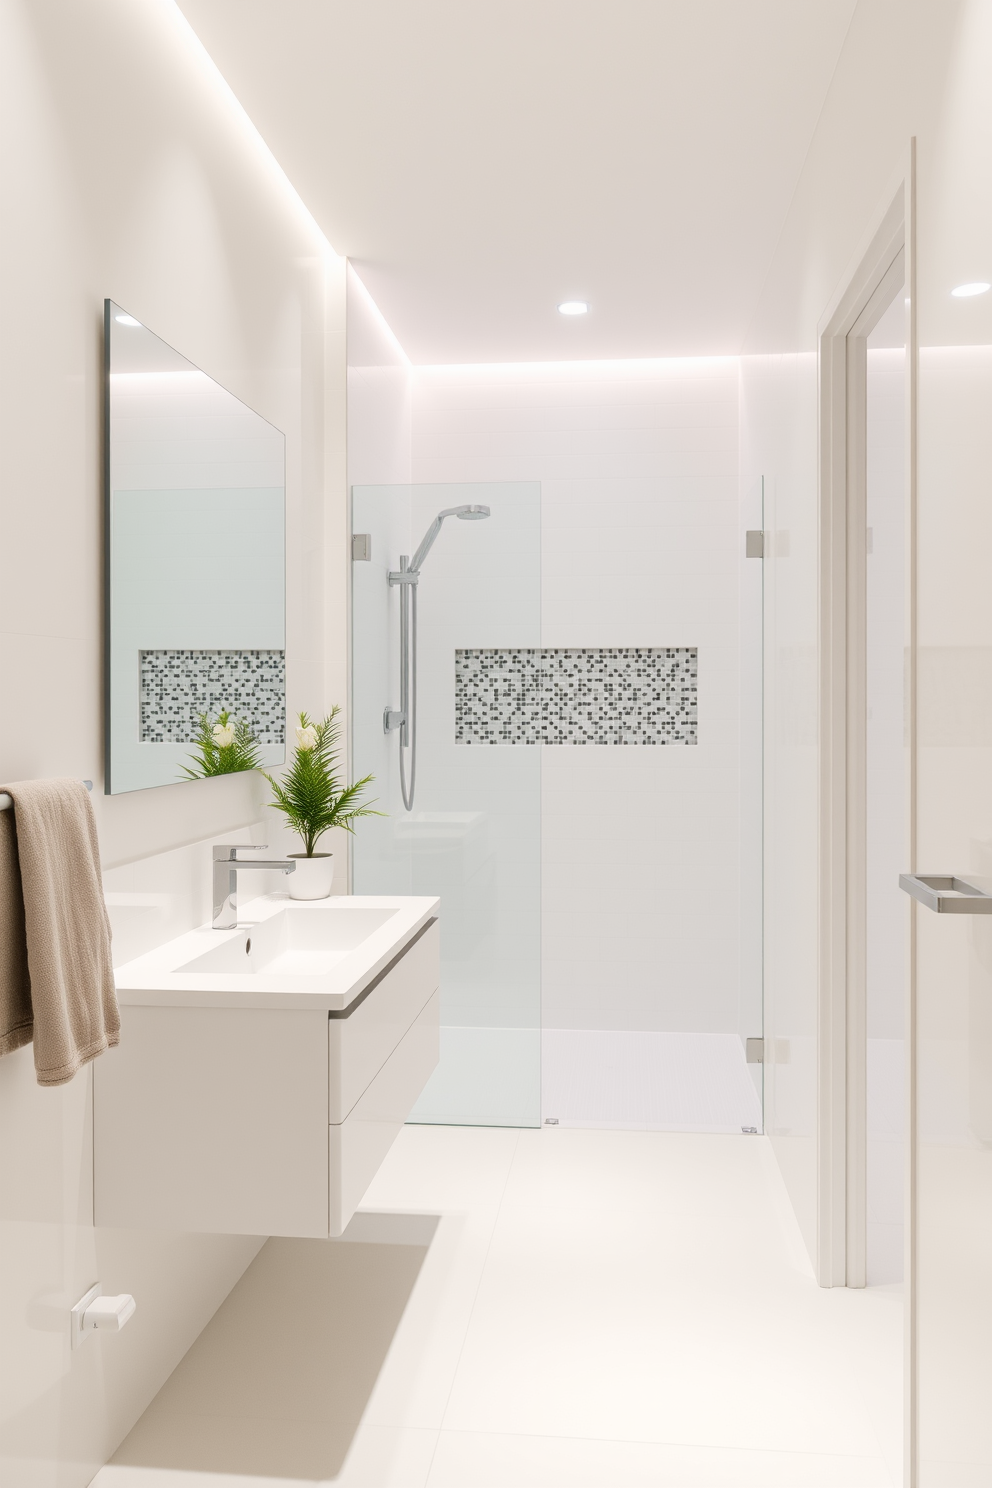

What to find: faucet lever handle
left=212, top=843, right=268, bottom=862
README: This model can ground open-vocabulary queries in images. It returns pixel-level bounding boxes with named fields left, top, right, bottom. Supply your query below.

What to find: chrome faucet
left=212, top=844, right=296, bottom=930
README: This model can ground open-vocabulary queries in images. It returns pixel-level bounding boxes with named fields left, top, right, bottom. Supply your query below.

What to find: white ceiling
left=178, top=0, right=857, bottom=365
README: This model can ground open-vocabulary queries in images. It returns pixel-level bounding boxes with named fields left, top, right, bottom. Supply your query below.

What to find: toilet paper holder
left=70, top=1282, right=136, bottom=1348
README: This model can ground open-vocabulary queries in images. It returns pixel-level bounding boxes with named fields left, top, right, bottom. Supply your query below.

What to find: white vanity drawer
left=95, top=1005, right=330, bottom=1237
left=329, top=918, right=439, bottom=1122
left=329, top=990, right=439, bottom=1235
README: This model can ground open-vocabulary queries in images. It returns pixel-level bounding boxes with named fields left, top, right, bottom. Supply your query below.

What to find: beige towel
left=0, top=779, right=118, bottom=1086
left=0, top=809, right=32, bottom=1056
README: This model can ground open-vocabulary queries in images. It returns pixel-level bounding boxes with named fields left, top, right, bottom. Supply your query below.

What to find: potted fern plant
left=262, top=707, right=380, bottom=899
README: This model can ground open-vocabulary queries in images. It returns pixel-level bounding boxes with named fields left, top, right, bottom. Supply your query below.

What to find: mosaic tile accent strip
left=139, top=649, right=286, bottom=744
left=455, top=647, right=697, bottom=745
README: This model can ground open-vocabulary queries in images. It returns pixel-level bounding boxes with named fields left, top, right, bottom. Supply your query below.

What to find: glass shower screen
left=351, top=482, right=541, bottom=1127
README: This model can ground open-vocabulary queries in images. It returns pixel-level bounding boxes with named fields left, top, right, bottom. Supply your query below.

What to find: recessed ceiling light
left=557, top=301, right=589, bottom=316
left=115, top=313, right=142, bottom=326
left=951, top=282, right=991, bottom=298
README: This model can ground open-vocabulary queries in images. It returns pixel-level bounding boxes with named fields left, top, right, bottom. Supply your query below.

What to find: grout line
left=432, top=1421, right=894, bottom=1461
left=421, top=1424, right=895, bottom=1486
left=421, top=1129, right=523, bottom=1485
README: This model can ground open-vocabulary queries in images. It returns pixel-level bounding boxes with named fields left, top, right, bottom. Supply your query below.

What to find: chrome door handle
left=898, top=873, right=992, bottom=914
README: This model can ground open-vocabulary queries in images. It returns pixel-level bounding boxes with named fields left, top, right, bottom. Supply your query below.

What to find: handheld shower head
left=409, top=503, right=491, bottom=571
left=387, top=499, right=492, bottom=813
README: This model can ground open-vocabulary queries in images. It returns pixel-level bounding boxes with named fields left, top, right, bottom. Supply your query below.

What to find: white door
left=914, top=40, right=992, bottom=1475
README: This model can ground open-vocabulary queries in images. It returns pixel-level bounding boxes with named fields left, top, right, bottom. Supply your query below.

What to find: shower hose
left=399, top=569, right=417, bottom=812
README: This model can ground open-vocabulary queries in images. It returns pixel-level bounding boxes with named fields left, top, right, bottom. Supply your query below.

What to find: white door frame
left=816, top=146, right=917, bottom=1312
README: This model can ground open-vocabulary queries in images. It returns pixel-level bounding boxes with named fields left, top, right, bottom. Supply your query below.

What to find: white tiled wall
left=0, top=1, right=342, bottom=1480
left=413, top=359, right=743, bottom=1043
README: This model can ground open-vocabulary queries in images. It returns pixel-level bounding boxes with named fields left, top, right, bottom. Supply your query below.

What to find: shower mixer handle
left=383, top=708, right=405, bottom=734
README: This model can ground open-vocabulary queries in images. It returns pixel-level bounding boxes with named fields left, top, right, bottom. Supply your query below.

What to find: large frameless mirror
left=104, top=300, right=286, bottom=794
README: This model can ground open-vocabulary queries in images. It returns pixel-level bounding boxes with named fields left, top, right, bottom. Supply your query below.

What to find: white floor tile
left=105, top=1237, right=432, bottom=1483
left=360, top=1122, right=521, bottom=1213
left=440, top=1130, right=899, bottom=1458
left=425, top=1430, right=895, bottom=1487
left=93, top=1469, right=299, bottom=1487
left=360, top=1212, right=500, bottom=1430
left=338, top=1125, right=521, bottom=1432
left=94, top=1424, right=439, bottom=1486
left=333, top=1425, right=440, bottom=1487
left=94, top=1125, right=902, bottom=1488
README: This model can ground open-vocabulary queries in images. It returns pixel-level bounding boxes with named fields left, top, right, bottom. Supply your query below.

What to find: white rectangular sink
left=113, top=893, right=439, bottom=1010
left=178, top=906, right=397, bottom=977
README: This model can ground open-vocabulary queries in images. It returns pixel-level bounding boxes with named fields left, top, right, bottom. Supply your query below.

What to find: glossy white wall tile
left=0, top=0, right=343, bottom=1479
left=413, top=359, right=742, bottom=1047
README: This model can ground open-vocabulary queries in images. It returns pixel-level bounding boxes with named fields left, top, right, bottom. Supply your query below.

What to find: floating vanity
left=95, top=895, right=439, bottom=1238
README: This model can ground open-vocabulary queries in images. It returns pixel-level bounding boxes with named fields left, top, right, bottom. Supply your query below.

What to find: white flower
left=296, top=724, right=318, bottom=751
left=212, top=723, right=235, bottom=748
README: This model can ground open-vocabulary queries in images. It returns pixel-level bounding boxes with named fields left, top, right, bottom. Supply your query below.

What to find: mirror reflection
left=104, top=301, right=286, bottom=794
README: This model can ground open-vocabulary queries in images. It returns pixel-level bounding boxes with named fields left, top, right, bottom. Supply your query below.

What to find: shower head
left=409, top=503, right=491, bottom=571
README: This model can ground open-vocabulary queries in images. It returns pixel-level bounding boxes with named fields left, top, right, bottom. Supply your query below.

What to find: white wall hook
left=70, top=1282, right=136, bottom=1348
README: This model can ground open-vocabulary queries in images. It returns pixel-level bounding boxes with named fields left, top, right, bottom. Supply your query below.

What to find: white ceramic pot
left=287, top=852, right=334, bottom=900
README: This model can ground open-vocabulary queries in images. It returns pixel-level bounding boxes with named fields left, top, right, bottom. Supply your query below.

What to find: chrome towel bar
left=0, top=781, right=93, bottom=813
left=898, top=872, right=992, bottom=914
